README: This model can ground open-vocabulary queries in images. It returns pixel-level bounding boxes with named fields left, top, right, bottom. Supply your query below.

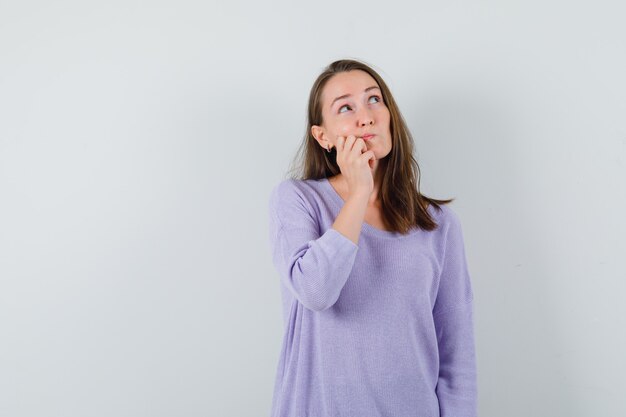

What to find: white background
left=1, top=1, right=624, bottom=416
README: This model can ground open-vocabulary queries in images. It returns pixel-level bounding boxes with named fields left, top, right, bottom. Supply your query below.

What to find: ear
left=311, top=125, right=331, bottom=149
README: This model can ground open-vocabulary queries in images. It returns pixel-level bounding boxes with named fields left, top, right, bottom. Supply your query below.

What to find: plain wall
left=1, top=1, right=625, bottom=416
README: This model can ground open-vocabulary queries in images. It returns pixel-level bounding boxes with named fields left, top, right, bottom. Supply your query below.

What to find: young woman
left=267, top=59, right=477, bottom=417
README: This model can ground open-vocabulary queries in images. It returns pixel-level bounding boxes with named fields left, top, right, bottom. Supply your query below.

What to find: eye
left=338, top=95, right=382, bottom=114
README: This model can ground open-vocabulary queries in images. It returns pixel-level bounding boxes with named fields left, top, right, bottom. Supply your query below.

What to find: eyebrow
left=330, top=86, right=381, bottom=108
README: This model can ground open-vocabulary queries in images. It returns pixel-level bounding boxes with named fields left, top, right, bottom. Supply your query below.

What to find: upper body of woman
left=268, top=59, right=477, bottom=417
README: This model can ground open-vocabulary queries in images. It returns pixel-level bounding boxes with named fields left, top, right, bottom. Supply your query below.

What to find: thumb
left=368, top=155, right=376, bottom=170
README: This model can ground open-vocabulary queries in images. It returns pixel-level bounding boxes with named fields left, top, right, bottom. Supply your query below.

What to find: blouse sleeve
left=268, top=180, right=359, bottom=311
left=432, top=207, right=478, bottom=417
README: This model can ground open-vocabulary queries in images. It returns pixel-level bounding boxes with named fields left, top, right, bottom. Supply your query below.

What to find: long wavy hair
left=286, top=58, right=454, bottom=233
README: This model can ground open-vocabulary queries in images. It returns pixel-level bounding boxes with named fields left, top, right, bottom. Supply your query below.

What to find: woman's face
left=312, top=69, right=392, bottom=160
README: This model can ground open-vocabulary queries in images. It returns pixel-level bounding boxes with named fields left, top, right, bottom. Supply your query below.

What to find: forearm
left=331, top=191, right=369, bottom=245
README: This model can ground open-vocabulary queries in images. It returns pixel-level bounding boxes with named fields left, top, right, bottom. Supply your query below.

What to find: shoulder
left=269, top=178, right=310, bottom=203
left=269, top=178, right=322, bottom=213
left=269, top=178, right=296, bottom=201
left=428, top=204, right=460, bottom=225
left=428, top=202, right=463, bottom=237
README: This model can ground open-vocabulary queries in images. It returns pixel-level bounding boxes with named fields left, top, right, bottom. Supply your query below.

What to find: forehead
left=322, top=70, right=379, bottom=104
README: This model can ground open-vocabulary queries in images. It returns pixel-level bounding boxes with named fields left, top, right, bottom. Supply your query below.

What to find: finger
left=353, top=137, right=367, bottom=154
left=335, top=136, right=343, bottom=153
left=368, top=155, right=376, bottom=170
left=360, top=150, right=375, bottom=163
left=345, top=135, right=356, bottom=152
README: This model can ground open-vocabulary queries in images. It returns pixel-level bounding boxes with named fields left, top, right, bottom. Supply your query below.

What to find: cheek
left=374, top=107, right=390, bottom=121
left=326, top=118, right=350, bottom=133
left=339, top=126, right=351, bottom=135
left=381, top=110, right=391, bottom=131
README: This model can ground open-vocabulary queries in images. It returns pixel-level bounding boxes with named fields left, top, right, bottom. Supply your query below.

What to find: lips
left=362, top=134, right=375, bottom=140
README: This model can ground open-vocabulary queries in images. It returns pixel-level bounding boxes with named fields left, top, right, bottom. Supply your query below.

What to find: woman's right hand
left=335, top=135, right=375, bottom=197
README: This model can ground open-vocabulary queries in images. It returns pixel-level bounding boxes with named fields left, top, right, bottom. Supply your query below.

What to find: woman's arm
left=432, top=207, right=478, bottom=417
left=330, top=187, right=370, bottom=245
left=268, top=180, right=361, bottom=311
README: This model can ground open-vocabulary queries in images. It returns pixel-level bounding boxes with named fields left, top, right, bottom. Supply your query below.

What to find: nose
left=358, top=109, right=374, bottom=127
